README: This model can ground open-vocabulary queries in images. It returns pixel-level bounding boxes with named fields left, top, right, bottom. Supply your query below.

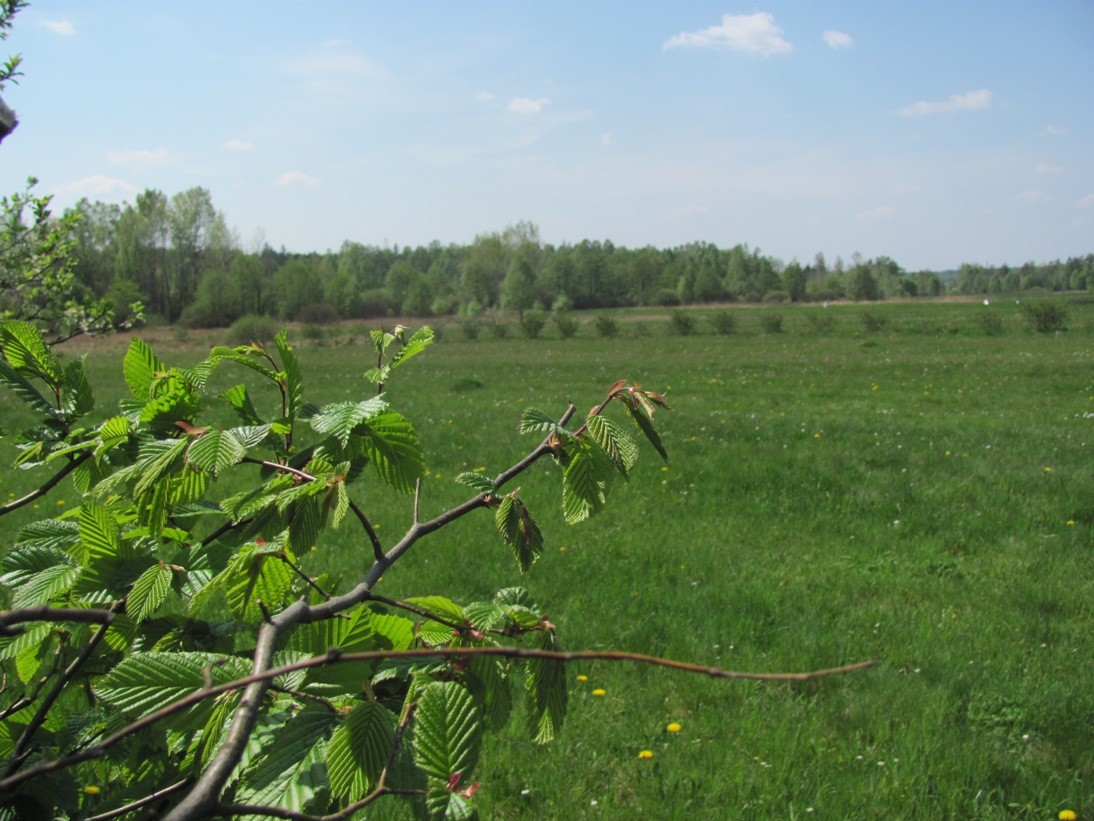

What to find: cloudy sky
left=1, top=2, right=1091, bottom=270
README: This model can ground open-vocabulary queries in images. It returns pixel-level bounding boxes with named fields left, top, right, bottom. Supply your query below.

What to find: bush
left=860, top=311, right=887, bottom=333
left=488, top=319, right=509, bottom=339
left=301, top=323, right=327, bottom=343
left=521, top=310, right=548, bottom=339
left=228, top=314, right=278, bottom=345
left=357, top=289, right=392, bottom=318
left=554, top=312, right=580, bottom=338
left=298, top=302, right=340, bottom=325
left=551, top=294, right=574, bottom=312
left=594, top=314, right=618, bottom=337
left=759, top=312, right=783, bottom=334
left=804, top=312, right=836, bottom=333
left=708, top=311, right=736, bottom=335
left=654, top=289, right=681, bottom=306
left=633, top=321, right=651, bottom=337
left=976, top=311, right=1005, bottom=336
left=763, top=290, right=789, bottom=304
left=1018, top=299, right=1068, bottom=332
left=460, top=319, right=480, bottom=340
left=669, top=310, right=698, bottom=336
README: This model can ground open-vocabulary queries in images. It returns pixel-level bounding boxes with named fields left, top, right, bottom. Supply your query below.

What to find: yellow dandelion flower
left=1058, top=811, right=1077, bottom=821
left=1044, top=466, right=1053, bottom=473
left=56, top=499, right=65, bottom=506
left=472, top=466, right=487, bottom=473
left=592, top=688, right=606, bottom=697
left=813, top=433, right=821, bottom=439
left=637, top=750, right=654, bottom=759
left=84, top=785, right=101, bottom=795
left=666, top=722, right=682, bottom=733
left=1066, top=519, right=1076, bottom=526
left=576, top=675, right=588, bottom=682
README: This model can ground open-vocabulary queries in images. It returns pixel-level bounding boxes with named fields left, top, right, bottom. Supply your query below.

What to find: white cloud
left=823, top=30, right=853, bottom=50
left=1075, top=194, right=1094, bottom=208
left=600, top=132, right=615, bottom=147
left=508, top=97, right=550, bottom=115
left=222, top=139, right=254, bottom=151
left=276, top=171, right=318, bottom=187
left=107, top=148, right=173, bottom=166
left=40, top=19, right=76, bottom=35
left=1043, top=124, right=1068, bottom=136
left=1015, top=189, right=1050, bottom=203
left=474, top=91, right=496, bottom=104
left=897, top=89, right=992, bottom=117
left=1034, top=163, right=1062, bottom=175
left=671, top=204, right=709, bottom=218
left=285, top=52, right=385, bottom=78
left=663, top=13, right=792, bottom=56
left=56, top=175, right=137, bottom=197
left=856, top=205, right=895, bottom=221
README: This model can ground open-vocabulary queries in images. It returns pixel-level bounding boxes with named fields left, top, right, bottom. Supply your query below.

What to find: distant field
left=2, top=299, right=1091, bottom=818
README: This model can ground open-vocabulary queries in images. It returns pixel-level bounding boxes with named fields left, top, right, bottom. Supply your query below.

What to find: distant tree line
left=63, top=187, right=1093, bottom=327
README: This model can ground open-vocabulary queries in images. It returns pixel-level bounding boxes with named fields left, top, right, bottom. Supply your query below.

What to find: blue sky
left=1, top=2, right=1091, bottom=270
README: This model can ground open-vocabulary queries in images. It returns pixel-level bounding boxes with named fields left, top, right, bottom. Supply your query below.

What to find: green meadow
left=2, top=300, right=1091, bottom=818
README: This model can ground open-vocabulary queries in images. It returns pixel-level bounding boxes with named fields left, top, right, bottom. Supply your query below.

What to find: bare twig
left=83, top=778, right=193, bottom=821
left=0, top=605, right=115, bottom=637
left=0, top=452, right=89, bottom=517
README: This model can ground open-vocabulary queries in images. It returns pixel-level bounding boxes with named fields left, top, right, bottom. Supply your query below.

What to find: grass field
left=2, top=300, right=1091, bottom=818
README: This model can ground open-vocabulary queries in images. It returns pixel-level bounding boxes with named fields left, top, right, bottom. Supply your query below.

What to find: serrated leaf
left=222, top=542, right=295, bottom=624
left=405, top=596, right=466, bottom=627
left=79, top=501, right=120, bottom=561
left=187, top=429, right=247, bottom=477
left=219, top=383, right=265, bottom=426
left=494, top=496, right=543, bottom=572
left=413, top=681, right=482, bottom=784
left=455, top=472, right=495, bottom=495
left=526, top=629, right=567, bottom=743
left=276, top=330, right=303, bottom=420
left=468, top=656, right=512, bottom=732
left=310, top=396, right=388, bottom=447
left=95, top=415, right=132, bottom=456
left=561, top=440, right=614, bottom=524
left=10, top=563, right=78, bottom=609
left=122, top=337, right=165, bottom=400
left=587, top=414, right=639, bottom=478
left=61, top=357, right=94, bottom=419
left=0, top=320, right=62, bottom=382
left=519, top=407, right=564, bottom=435
left=327, top=700, right=396, bottom=801
left=388, top=325, right=434, bottom=371
left=128, top=563, right=172, bottom=622
left=0, top=357, right=53, bottom=414
left=95, top=652, right=251, bottom=726
left=359, top=411, right=424, bottom=494
left=623, top=396, right=668, bottom=462
left=236, top=704, right=336, bottom=811
left=425, top=780, right=476, bottom=821
left=132, top=438, right=189, bottom=498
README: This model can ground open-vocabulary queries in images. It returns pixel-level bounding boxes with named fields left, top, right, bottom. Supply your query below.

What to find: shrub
left=488, top=319, right=509, bottom=339
left=669, top=310, right=698, bottom=336
left=298, top=302, right=340, bottom=325
left=708, top=310, right=736, bottom=335
left=804, top=312, right=836, bottom=333
left=633, top=321, right=651, bottom=337
left=551, top=294, right=574, bottom=312
left=227, top=314, right=278, bottom=345
left=301, top=323, right=327, bottom=342
left=1018, top=299, right=1068, bottom=332
left=594, top=314, right=618, bottom=337
left=460, top=319, right=480, bottom=340
left=759, top=312, right=783, bottom=334
left=976, top=311, right=1005, bottom=336
left=521, top=310, right=548, bottom=339
left=554, top=312, right=580, bottom=338
left=860, top=311, right=887, bottom=333
left=654, top=288, right=681, bottom=306
left=357, top=289, right=392, bottom=318
left=763, top=290, right=789, bottom=304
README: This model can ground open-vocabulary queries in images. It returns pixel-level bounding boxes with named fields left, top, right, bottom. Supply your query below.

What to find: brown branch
left=277, top=553, right=332, bottom=601
left=83, top=778, right=193, bottom=821
left=347, top=499, right=383, bottom=562
left=0, top=641, right=875, bottom=796
left=367, top=593, right=467, bottom=633
left=0, top=452, right=89, bottom=517
left=0, top=605, right=116, bottom=637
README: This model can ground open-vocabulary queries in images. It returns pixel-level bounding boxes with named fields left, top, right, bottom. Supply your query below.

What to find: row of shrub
left=212, top=301, right=1074, bottom=347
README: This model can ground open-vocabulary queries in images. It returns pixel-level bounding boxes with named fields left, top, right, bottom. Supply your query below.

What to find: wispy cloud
left=57, top=175, right=137, bottom=197
left=1043, top=124, right=1068, bottom=136
left=663, top=13, right=792, bottom=57
left=508, top=97, right=550, bottom=115
left=1034, top=163, right=1062, bottom=175
left=285, top=51, right=385, bottom=79
left=1015, top=189, right=1050, bottom=203
left=823, top=30, right=853, bottom=50
left=1074, top=194, right=1094, bottom=208
left=670, top=204, right=710, bottom=218
left=107, top=148, right=173, bottom=166
left=474, top=91, right=496, bottom=104
left=40, top=19, right=76, bottom=35
left=600, top=132, right=615, bottom=147
left=222, top=139, right=254, bottom=151
left=276, top=171, right=318, bottom=187
left=897, top=89, right=992, bottom=117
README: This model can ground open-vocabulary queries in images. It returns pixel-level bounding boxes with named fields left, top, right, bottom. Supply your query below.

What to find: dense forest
left=62, top=184, right=1094, bottom=328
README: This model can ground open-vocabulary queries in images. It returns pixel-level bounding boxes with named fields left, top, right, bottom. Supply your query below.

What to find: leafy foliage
left=0, top=321, right=669, bottom=818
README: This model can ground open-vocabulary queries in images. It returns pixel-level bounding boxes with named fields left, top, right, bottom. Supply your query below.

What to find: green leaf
left=413, top=681, right=482, bottom=783
left=561, top=440, right=614, bottom=524
left=79, top=501, right=120, bottom=562
left=623, top=396, right=669, bottom=462
left=61, top=356, right=94, bottom=419
left=425, top=781, right=476, bottom=821
left=222, top=542, right=295, bottom=624
left=122, top=337, right=164, bottom=400
left=95, top=652, right=251, bottom=726
left=187, top=429, right=247, bottom=477
left=525, top=629, right=568, bottom=743
left=132, top=438, right=189, bottom=498
left=455, top=472, right=495, bottom=495
left=236, top=704, right=337, bottom=812
left=405, top=596, right=466, bottom=627
left=0, top=357, right=53, bottom=414
left=0, top=320, right=62, bottom=382
left=587, top=414, right=639, bottom=478
left=276, top=329, right=303, bottom=420
left=219, top=383, right=265, bottom=426
left=494, top=495, right=543, bottom=572
left=95, top=415, right=132, bottom=456
left=128, top=563, right=173, bottom=622
left=327, top=700, right=396, bottom=801
left=519, top=407, right=566, bottom=436
left=468, top=656, right=512, bottom=732
left=359, top=410, right=424, bottom=494
left=310, top=396, right=388, bottom=447
left=388, top=325, right=434, bottom=371
left=10, top=563, right=78, bottom=609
